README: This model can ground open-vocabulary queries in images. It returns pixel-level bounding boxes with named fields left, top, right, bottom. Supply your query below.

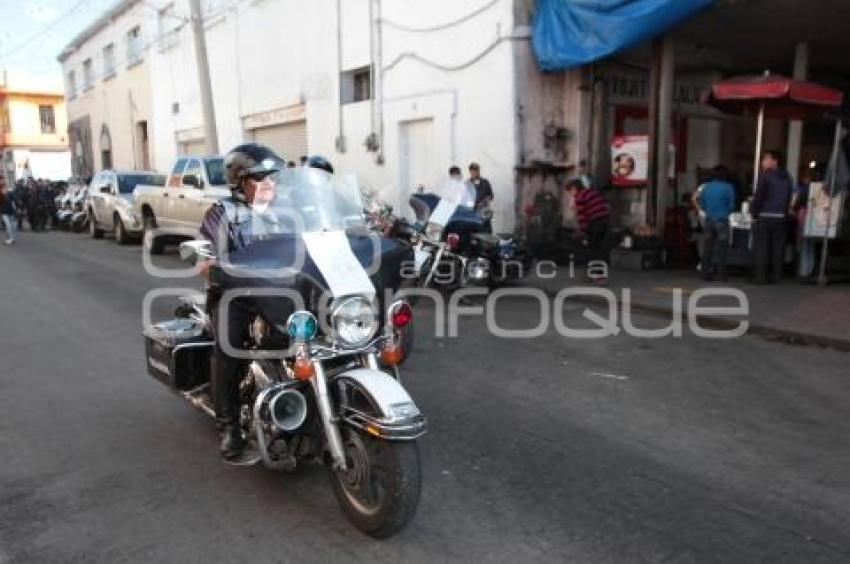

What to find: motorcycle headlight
left=425, top=222, right=443, bottom=242
left=331, top=297, right=378, bottom=348
left=467, top=257, right=490, bottom=281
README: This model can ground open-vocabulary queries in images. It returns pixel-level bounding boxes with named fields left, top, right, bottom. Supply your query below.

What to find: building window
left=340, top=66, right=372, bottom=105
left=67, top=70, right=77, bottom=99
left=101, top=124, right=113, bottom=170
left=39, top=106, right=56, bottom=134
left=83, top=58, right=94, bottom=90
left=103, top=43, right=116, bottom=78
left=127, top=25, right=143, bottom=65
left=157, top=4, right=180, bottom=51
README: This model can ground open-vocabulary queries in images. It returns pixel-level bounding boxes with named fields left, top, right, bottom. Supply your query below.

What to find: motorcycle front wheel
left=329, top=427, right=421, bottom=539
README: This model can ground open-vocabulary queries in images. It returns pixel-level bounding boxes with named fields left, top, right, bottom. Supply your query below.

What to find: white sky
left=0, top=0, right=119, bottom=91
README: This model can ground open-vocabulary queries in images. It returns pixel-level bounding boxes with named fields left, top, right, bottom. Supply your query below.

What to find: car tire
left=143, top=212, right=165, bottom=255
left=89, top=210, right=104, bottom=239
left=114, top=216, right=129, bottom=245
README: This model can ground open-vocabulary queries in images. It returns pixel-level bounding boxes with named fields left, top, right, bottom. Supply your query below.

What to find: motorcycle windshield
left=410, top=178, right=478, bottom=227
left=255, top=167, right=365, bottom=234
left=432, top=178, right=468, bottom=205
left=221, top=168, right=378, bottom=296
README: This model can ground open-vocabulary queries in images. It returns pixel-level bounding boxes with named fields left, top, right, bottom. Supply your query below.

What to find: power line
left=66, top=22, right=188, bottom=88
left=383, top=33, right=526, bottom=73
left=138, top=0, right=190, bottom=23
left=60, top=0, right=241, bottom=87
left=0, top=0, right=93, bottom=61
left=380, top=0, right=503, bottom=33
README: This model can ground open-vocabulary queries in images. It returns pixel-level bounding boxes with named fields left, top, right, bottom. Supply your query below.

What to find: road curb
left=531, top=283, right=850, bottom=352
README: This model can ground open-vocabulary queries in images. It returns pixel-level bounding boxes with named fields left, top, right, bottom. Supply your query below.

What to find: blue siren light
left=287, top=311, right=318, bottom=341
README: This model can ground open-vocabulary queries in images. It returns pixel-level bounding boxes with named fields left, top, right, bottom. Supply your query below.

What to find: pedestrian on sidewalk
left=13, top=180, right=27, bottom=231
left=1, top=181, right=18, bottom=244
left=751, top=150, right=793, bottom=284
left=692, top=165, right=735, bottom=281
left=450, top=166, right=476, bottom=208
left=566, top=178, right=610, bottom=284
left=791, top=167, right=817, bottom=278
left=466, top=162, right=494, bottom=230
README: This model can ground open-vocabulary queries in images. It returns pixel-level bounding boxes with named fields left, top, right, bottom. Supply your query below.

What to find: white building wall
left=60, top=1, right=157, bottom=174
left=149, top=0, right=523, bottom=231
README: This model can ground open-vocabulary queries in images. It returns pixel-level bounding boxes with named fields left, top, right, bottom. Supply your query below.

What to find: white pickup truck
left=134, top=155, right=228, bottom=254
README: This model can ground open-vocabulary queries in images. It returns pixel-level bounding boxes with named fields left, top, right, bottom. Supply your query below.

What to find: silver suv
left=87, top=170, right=165, bottom=243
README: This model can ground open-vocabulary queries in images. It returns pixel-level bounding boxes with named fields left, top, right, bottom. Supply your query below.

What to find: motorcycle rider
left=199, top=143, right=283, bottom=460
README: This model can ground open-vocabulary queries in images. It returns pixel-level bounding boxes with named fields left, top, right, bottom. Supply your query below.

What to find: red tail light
left=446, top=233, right=460, bottom=250
left=390, top=302, right=413, bottom=328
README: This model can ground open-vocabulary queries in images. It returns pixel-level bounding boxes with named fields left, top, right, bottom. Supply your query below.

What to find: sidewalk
left=523, top=266, right=850, bottom=350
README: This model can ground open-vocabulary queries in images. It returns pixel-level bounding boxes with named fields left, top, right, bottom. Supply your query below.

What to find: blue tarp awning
left=532, top=0, right=713, bottom=71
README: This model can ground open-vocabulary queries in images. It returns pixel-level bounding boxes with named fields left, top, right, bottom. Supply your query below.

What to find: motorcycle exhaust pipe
left=266, top=388, right=308, bottom=432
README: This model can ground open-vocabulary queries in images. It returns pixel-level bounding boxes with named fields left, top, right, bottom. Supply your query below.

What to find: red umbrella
left=706, top=73, right=845, bottom=194
left=708, top=74, right=843, bottom=119
left=708, top=73, right=847, bottom=285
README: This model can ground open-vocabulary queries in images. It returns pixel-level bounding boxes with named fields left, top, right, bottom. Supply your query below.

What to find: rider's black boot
left=218, top=419, right=244, bottom=461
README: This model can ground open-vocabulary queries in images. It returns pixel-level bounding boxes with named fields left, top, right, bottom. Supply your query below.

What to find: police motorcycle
left=143, top=168, right=425, bottom=538
left=55, top=187, right=77, bottom=229
left=407, top=179, right=532, bottom=289
left=70, top=185, right=89, bottom=232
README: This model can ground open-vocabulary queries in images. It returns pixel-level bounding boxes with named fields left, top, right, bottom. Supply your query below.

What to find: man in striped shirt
left=567, top=179, right=611, bottom=283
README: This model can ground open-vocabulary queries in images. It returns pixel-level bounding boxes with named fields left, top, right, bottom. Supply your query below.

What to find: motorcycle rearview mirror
left=178, top=240, right=215, bottom=264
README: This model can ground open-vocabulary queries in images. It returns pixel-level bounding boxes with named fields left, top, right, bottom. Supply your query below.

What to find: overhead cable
left=380, top=0, right=502, bottom=33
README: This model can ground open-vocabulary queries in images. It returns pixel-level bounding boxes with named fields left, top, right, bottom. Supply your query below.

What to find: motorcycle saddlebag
left=143, top=319, right=213, bottom=391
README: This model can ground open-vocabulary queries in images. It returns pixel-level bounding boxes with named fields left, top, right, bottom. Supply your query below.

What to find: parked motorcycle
left=143, top=168, right=425, bottom=538
left=407, top=180, right=532, bottom=289
left=55, top=186, right=82, bottom=229
left=70, top=187, right=89, bottom=232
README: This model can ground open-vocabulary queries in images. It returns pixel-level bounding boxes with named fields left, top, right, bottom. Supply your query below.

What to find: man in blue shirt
left=693, top=166, right=735, bottom=281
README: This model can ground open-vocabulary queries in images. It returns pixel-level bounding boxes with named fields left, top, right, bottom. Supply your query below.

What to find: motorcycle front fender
left=333, top=368, right=426, bottom=441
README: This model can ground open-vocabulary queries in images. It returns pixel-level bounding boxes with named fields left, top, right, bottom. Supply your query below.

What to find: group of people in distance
left=0, top=176, right=66, bottom=245
left=691, top=149, right=800, bottom=284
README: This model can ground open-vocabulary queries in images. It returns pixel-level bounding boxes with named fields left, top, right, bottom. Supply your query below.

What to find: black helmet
left=307, top=155, right=334, bottom=174
left=224, top=143, right=283, bottom=189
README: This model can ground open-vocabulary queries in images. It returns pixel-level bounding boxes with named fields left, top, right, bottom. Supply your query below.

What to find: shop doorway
left=251, top=120, right=308, bottom=163
left=100, top=125, right=113, bottom=170
left=136, top=121, right=150, bottom=169
left=179, top=139, right=206, bottom=156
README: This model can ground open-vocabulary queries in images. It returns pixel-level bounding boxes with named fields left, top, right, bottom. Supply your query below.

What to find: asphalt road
left=1, top=230, right=849, bottom=563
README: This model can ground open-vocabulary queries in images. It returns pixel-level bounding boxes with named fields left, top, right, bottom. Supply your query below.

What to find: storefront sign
left=606, top=67, right=718, bottom=111
left=242, top=104, right=306, bottom=131
left=611, top=135, right=674, bottom=186
left=175, top=126, right=204, bottom=143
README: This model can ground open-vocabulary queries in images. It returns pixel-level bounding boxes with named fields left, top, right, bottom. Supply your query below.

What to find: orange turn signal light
left=293, top=357, right=315, bottom=381
left=380, top=343, right=405, bottom=366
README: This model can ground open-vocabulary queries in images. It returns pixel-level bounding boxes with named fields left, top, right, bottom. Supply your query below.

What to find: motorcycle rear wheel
left=329, top=427, right=421, bottom=539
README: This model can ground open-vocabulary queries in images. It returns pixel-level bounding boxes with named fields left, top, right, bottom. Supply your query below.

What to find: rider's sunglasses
left=246, top=172, right=274, bottom=183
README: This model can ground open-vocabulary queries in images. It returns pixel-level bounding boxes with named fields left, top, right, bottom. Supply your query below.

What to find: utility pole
left=647, top=34, right=675, bottom=237
left=190, top=0, right=219, bottom=154
left=654, top=34, right=675, bottom=239
left=786, top=42, right=808, bottom=180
